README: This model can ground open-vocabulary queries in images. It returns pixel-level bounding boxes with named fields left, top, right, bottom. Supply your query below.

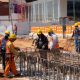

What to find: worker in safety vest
left=48, top=28, right=59, bottom=50
left=0, top=31, right=10, bottom=71
left=72, top=24, right=80, bottom=52
left=13, top=25, right=17, bottom=35
left=4, top=34, right=20, bottom=77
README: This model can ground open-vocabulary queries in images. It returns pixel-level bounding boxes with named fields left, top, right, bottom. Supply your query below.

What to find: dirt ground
left=0, top=34, right=75, bottom=53
left=13, top=37, right=75, bottom=53
left=59, top=38, right=75, bottom=52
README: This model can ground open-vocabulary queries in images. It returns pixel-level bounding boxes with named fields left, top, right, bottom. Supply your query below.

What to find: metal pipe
left=9, top=0, right=13, bottom=33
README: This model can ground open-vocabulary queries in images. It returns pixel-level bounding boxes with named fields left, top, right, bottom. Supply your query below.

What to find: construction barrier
left=13, top=47, right=80, bottom=80
left=31, top=25, right=74, bottom=35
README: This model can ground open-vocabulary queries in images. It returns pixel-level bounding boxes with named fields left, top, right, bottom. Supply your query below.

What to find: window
left=0, top=2, right=9, bottom=16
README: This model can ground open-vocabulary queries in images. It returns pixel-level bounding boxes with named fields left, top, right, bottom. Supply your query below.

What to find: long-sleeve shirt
left=6, top=40, right=19, bottom=60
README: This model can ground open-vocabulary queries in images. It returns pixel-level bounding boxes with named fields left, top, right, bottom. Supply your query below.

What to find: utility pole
left=62, top=17, right=66, bottom=38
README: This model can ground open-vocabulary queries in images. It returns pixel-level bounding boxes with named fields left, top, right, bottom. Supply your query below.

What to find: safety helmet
left=37, top=29, right=42, bottom=35
left=5, top=31, right=10, bottom=35
left=74, top=22, right=80, bottom=27
left=77, top=22, right=80, bottom=25
left=48, top=28, right=53, bottom=33
left=9, top=34, right=16, bottom=39
left=74, top=23, right=78, bottom=27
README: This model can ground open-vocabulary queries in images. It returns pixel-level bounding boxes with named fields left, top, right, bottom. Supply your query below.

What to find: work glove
left=42, top=45, right=45, bottom=49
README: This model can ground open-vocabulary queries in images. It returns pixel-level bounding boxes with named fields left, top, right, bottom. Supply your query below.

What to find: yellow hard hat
left=76, top=22, right=80, bottom=25
left=9, top=34, right=16, bottom=39
left=37, top=29, right=42, bottom=35
left=74, top=23, right=78, bottom=27
left=5, top=31, right=10, bottom=35
left=74, top=22, right=80, bottom=27
left=48, top=28, right=53, bottom=33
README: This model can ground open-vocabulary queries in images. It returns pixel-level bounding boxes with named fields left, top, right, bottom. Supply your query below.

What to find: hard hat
left=9, top=34, right=16, bottom=39
left=74, top=22, right=80, bottom=27
left=76, top=22, right=80, bottom=25
left=5, top=31, right=10, bottom=35
left=37, top=29, right=42, bottom=35
left=74, top=23, right=78, bottom=27
left=48, top=28, right=53, bottom=33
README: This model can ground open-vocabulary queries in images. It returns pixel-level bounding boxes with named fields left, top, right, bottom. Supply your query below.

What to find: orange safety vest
left=6, top=40, right=14, bottom=60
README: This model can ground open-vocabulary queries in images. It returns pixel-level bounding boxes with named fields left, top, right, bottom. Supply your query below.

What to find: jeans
left=75, top=39, right=80, bottom=52
left=1, top=50, right=6, bottom=70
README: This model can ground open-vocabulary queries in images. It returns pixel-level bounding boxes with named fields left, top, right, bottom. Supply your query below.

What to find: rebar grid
left=15, top=47, right=80, bottom=80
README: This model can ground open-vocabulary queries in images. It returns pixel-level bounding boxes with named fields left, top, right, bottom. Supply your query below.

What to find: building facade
left=26, top=0, right=67, bottom=24
left=67, top=0, right=80, bottom=20
left=26, top=0, right=80, bottom=24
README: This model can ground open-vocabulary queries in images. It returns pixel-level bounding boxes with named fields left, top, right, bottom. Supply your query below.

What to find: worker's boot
left=15, top=73, right=21, bottom=77
left=0, top=72, right=4, bottom=77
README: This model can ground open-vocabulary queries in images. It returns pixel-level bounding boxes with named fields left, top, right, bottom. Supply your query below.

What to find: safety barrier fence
left=31, top=25, right=75, bottom=34
left=14, top=47, right=80, bottom=80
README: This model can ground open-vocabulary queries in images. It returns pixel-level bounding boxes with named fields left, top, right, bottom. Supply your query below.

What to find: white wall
left=0, top=13, right=19, bottom=26
left=16, top=21, right=30, bottom=35
left=0, top=12, right=30, bottom=35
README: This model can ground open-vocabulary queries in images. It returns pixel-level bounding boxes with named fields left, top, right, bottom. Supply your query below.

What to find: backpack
left=1, top=38, right=7, bottom=51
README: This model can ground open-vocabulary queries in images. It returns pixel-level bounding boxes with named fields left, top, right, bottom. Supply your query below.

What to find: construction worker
left=4, top=34, right=19, bottom=77
left=0, top=31, right=10, bottom=71
left=13, top=25, right=17, bottom=35
left=72, top=24, right=80, bottom=52
left=35, top=29, right=48, bottom=68
left=48, top=28, right=59, bottom=50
